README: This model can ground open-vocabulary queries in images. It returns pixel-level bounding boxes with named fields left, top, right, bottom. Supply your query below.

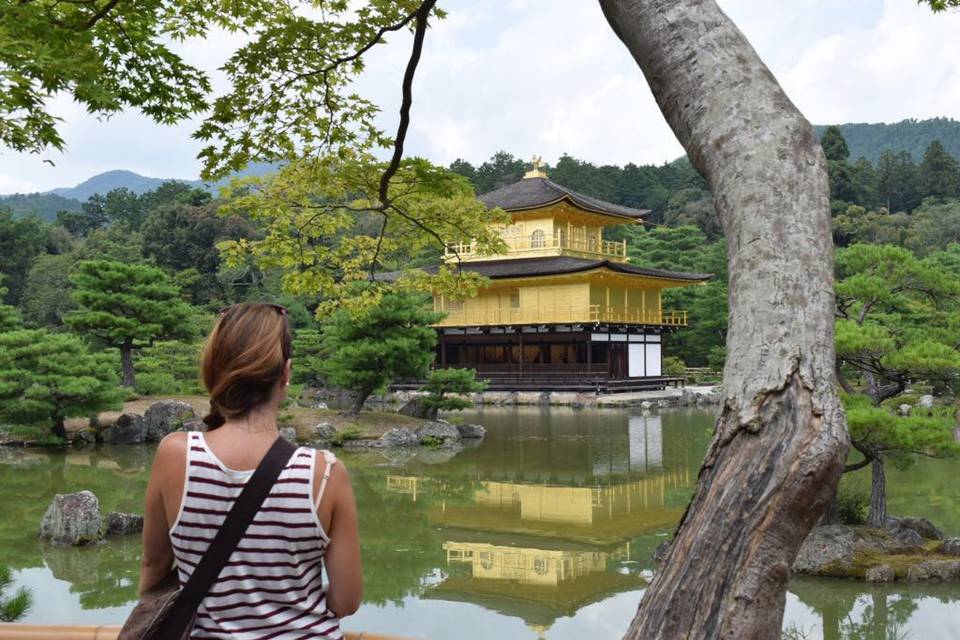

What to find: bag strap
left=157, top=434, right=298, bottom=638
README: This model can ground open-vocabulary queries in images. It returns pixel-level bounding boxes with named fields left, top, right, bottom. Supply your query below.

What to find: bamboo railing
left=0, top=625, right=411, bottom=640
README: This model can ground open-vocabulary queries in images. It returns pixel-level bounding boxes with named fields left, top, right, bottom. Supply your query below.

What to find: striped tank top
left=170, top=431, right=343, bottom=639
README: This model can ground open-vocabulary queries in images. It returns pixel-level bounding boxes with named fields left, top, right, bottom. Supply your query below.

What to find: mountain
left=1, top=162, right=281, bottom=221
left=814, top=117, right=960, bottom=163
left=0, top=192, right=82, bottom=221
left=49, top=169, right=194, bottom=201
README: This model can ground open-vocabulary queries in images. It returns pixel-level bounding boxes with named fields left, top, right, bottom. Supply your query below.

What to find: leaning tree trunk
left=869, top=456, right=887, bottom=528
left=598, top=1, right=849, bottom=638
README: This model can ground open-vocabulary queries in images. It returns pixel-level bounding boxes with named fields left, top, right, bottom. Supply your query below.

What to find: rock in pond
left=74, top=429, right=97, bottom=446
left=456, top=423, right=486, bottom=439
left=906, top=559, right=960, bottom=582
left=379, top=428, right=420, bottom=447
left=415, top=421, right=462, bottom=447
left=280, top=426, right=298, bottom=443
left=104, top=512, right=144, bottom=538
left=144, top=400, right=196, bottom=442
left=918, top=394, right=935, bottom=409
left=180, top=418, right=207, bottom=433
left=794, top=524, right=926, bottom=577
left=312, top=422, right=337, bottom=442
left=41, top=491, right=102, bottom=546
left=397, top=396, right=431, bottom=419
left=103, top=413, right=146, bottom=445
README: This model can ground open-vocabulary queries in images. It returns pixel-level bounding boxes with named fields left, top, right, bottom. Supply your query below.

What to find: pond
left=2, top=407, right=958, bottom=639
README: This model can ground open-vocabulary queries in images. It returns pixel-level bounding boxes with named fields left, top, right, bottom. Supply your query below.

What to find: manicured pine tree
left=319, top=290, right=442, bottom=415
left=419, top=368, right=487, bottom=419
left=835, top=243, right=960, bottom=526
left=65, top=260, right=194, bottom=388
left=0, top=329, right=123, bottom=441
left=0, top=279, right=22, bottom=332
left=291, top=328, right=326, bottom=387
left=919, top=139, right=960, bottom=200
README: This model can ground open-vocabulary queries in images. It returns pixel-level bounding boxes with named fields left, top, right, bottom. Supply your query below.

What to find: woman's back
left=169, top=432, right=342, bottom=639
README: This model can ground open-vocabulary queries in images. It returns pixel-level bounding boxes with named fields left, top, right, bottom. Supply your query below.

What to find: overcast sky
left=2, top=0, right=959, bottom=194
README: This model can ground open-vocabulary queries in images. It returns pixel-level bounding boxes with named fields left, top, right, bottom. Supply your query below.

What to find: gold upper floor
left=444, top=202, right=632, bottom=264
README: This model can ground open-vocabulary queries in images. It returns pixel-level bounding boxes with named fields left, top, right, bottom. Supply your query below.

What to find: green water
left=2, top=407, right=958, bottom=639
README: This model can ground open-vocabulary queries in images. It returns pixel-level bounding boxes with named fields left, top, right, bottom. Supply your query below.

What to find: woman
left=137, top=303, right=362, bottom=638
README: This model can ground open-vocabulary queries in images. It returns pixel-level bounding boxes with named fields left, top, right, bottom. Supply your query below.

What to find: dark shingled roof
left=480, top=177, right=649, bottom=220
left=380, top=256, right=711, bottom=283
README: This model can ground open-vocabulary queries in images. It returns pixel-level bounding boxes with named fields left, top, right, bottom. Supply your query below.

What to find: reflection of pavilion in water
left=384, top=414, right=693, bottom=636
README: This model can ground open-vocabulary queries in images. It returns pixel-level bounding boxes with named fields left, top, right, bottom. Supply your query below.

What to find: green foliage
left=923, top=0, right=960, bottom=12
left=662, top=356, right=686, bottom=378
left=814, top=118, right=960, bottom=164
left=821, top=125, right=851, bottom=162
left=319, top=290, right=442, bottom=414
left=0, top=280, right=22, bottom=332
left=0, top=564, right=31, bottom=622
left=420, top=368, right=487, bottom=416
left=0, top=329, right=123, bottom=439
left=291, top=328, right=325, bottom=386
left=843, top=394, right=959, bottom=471
left=0, top=210, right=48, bottom=305
left=66, top=260, right=195, bottom=386
left=134, top=340, right=204, bottom=396
left=330, top=425, right=363, bottom=446
left=0, top=193, right=81, bottom=222
left=219, top=153, right=504, bottom=313
left=875, top=150, right=922, bottom=213
left=834, top=481, right=869, bottom=525
left=919, top=140, right=960, bottom=200
left=420, top=434, right=443, bottom=449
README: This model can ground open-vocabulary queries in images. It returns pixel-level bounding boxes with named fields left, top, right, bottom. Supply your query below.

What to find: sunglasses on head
left=218, top=303, right=287, bottom=316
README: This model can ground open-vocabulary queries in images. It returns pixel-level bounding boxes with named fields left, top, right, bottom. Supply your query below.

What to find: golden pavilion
left=420, top=158, right=710, bottom=392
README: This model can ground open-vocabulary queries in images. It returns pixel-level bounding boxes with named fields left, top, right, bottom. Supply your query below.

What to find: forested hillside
left=814, top=118, right=960, bottom=163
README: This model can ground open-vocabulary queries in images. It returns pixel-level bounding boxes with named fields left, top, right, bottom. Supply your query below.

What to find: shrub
left=420, top=368, right=487, bottom=419
left=331, top=425, right=363, bottom=446
left=662, top=356, right=686, bottom=377
left=0, top=565, right=31, bottom=622
left=835, top=482, right=868, bottom=525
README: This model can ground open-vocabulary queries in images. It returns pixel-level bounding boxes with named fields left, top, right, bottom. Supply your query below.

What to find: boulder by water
left=40, top=491, right=102, bottom=546
left=104, top=512, right=144, bottom=537
left=943, top=538, right=960, bottom=556
left=379, top=428, right=420, bottom=447
left=918, top=394, right=935, bottom=409
left=280, top=426, right=298, bottom=443
left=102, top=414, right=146, bottom=445
left=397, top=396, right=433, bottom=419
left=456, top=423, right=486, bottom=439
left=887, top=516, right=943, bottom=541
left=313, top=422, right=337, bottom=442
left=144, top=400, right=195, bottom=441
left=415, top=421, right=462, bottom=447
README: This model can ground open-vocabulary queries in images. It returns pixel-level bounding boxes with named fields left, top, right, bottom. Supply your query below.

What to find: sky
left=1, top=0, right=960, bottom=194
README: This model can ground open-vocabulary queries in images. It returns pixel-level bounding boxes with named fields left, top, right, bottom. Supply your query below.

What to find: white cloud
left=1, top=0, right=959, bottom=194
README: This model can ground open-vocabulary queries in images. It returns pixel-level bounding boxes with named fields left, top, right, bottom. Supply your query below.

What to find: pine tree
left=319, top=291, right=442, bottom=415
left=0, top=279, right=21, bottom=332
left=820, top=125, right=850, bottom=162
left=0, top=565, right=31, bottom=622
left=876, top=151, right=922, bottom=213
left=919, top=139, right=960, bottom=200
left=291, top=328, right=326, bottom=386
left=65, top=260, right=194, bottom=387
left=0, top=329, right=123, bottom=441
left=835, top=243, right=960, bottom=526
left=419, top=368, right=487, bottom=418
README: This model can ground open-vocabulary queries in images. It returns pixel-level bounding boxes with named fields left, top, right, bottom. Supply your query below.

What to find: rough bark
left=348, top=387, right=373, bottom=416
left=869, top=456, right=887, bottom=528
left=120, top=340, right=135, bottom=388
left=598, top=1, right=849, bottom=638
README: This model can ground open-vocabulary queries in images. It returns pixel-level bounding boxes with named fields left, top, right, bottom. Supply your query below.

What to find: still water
left=1, top=407, right=958, bottom=639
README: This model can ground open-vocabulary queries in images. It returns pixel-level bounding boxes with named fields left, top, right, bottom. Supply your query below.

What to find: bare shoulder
left=153, top=431, right=189, bottom=470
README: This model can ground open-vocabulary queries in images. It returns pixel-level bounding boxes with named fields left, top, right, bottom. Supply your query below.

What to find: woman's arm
left=138, top=432, right=186, bottom=594
left=320, top=463, right=362, bottom=618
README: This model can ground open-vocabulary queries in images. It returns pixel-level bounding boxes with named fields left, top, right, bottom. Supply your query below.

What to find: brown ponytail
left=200, top=303, right=292, bottom=430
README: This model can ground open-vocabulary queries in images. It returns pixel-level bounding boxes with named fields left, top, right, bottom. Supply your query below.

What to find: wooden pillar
left=440, top=333, right=447, bottom=366
left=518, top=330, right=524, bottom=375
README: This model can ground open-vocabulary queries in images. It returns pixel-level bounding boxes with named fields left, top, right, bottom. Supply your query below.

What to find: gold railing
left=436, top=305, right=687, bottom=327
left=445, top=233, right=627, bottom=261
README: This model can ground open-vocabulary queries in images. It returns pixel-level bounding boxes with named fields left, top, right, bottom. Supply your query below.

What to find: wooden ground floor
left=423, top=324, right=684, bottom=392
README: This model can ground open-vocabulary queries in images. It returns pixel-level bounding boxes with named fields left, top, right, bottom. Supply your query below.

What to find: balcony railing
left=436, top=305, right=687, bottom=327
left=444, top=233, right=627, bottom=261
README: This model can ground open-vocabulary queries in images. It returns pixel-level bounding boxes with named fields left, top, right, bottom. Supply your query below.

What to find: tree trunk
left=121, top=340, right=136, bottom=388
left=347, top=387, right=373, bottom=416
left=52, top=416, right=67, bottom=442
left=868, top=456, right=887, bottom=528
left=598, top=2, right=849, bottom=637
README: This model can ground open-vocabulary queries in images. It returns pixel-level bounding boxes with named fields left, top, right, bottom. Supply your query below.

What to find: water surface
left=1, top=407, right=958, bottom=639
